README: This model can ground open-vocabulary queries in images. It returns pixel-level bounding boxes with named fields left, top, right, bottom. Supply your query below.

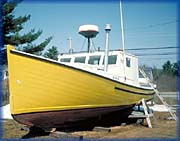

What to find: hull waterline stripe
left=10, top=50, right=154, bottom=92
left=114, top=87, right=155, bottom=95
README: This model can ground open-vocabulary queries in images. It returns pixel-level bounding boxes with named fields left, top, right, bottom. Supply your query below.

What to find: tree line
left=153, top=60, right=179, bottom=91
left=2, top=0, right=59, bottom=64
left=152, top=60, right=179, bottom=81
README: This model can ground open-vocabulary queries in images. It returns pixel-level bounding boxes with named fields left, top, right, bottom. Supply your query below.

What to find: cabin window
left=126, top=57, right=131, bottom=67
left=103, top=55, right=117, bottom=65
left=74, top=56, right=86, bottom=63
left=88, top=56, right=101, bottom=65
left=60, top=58, right=71, bottom=63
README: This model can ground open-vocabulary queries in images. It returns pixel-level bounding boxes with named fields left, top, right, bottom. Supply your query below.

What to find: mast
left=120, top=0, right=125, bottom=52
left=120, top=0, right=126, bottom=81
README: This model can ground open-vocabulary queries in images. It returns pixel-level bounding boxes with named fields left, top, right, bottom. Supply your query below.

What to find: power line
left=135, top=52, right=178, bottom=56
left=126, top=46, right=178, bottom=51
left=138, top=57, right=177, bottom=60
left=124, top=20, right=179, bottom=31
left=113, top=20, right=179, bottom=32
left=141, top=20, right=179, bottom=28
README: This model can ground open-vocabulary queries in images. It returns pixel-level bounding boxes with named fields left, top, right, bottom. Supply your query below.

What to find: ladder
left=139, top=69, right=177, bottom=121
left=153, top=88, right=177, bottom=120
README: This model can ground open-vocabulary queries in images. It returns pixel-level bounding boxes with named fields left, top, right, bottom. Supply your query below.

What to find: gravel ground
left=1, top=112, right=178, bottom=140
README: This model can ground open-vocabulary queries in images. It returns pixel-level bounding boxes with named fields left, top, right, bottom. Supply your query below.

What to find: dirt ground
left=1, top=112, right=178, bottom=140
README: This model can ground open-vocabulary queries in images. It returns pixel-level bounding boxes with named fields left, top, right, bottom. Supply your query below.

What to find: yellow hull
left=7, top=45, right=154, bottom=115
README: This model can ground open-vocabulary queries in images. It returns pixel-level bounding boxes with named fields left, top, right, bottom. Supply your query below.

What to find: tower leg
left=87, top=37, right=90, bottom=52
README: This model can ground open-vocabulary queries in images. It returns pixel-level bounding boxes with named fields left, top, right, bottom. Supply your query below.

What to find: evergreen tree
left=162, top=60, right=179, bottom=77
left=43, top=46, right=59, bottom=60
left=171, top=62, right=179, bottom=76
left=3, top=1, right=52, bottom=56
left=162, top=60, right=172, bottom=74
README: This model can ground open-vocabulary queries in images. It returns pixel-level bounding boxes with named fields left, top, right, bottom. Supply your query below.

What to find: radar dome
left=78, top=25, right=99, bottom=38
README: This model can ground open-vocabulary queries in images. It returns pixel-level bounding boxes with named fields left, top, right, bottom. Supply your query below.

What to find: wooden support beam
left=93, top=126, right=111, bottom=132
left=128, top=111, right=153, bottom=119
left=21, top=126, right=30, bottom=132
left=141, top=98, right=152, bottom=128
left=50, top=131, right=83, bottom=140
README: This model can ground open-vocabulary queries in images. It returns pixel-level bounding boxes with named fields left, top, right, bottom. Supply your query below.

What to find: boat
left=6, top=1, right=155, bottom=129
left=7, top=24, right=155, bottom=129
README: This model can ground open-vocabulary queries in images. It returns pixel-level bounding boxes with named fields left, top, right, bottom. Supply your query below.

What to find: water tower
left=78, top=25, right=99, bottom=52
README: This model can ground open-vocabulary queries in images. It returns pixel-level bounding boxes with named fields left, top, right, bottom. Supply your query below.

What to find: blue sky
left=14, top=0, right=178, bottom=68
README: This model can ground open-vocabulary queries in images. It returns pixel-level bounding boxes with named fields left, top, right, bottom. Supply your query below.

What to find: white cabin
left=57, top=24, right=151, bottom=88
left=58, top=50, right=141, bottom=87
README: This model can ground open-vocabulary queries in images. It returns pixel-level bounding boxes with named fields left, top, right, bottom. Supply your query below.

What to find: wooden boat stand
left=128, top=98, right=154, bottom=128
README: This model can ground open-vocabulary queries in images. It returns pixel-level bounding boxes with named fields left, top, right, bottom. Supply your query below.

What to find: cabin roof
left=58, top=50, right=137, bottom=58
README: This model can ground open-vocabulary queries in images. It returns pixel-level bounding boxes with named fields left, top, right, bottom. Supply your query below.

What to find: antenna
left=67, top=37, right=73, bottom=54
